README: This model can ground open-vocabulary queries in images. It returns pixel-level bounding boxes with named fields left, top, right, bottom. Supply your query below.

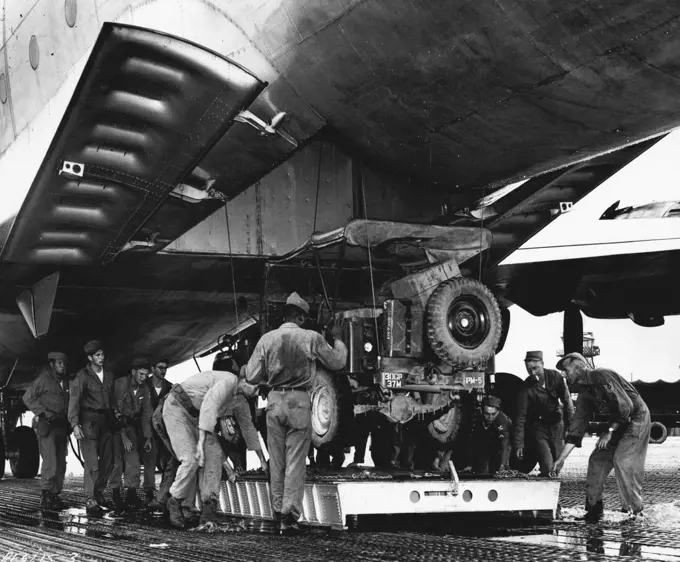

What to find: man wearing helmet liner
left=23, top=351, right=70, bottom=510
left=68, top=340, right=115, bottom=516
left=515, top=350, right=574, bottom=476
left=552, top=352, right=651, bottom=522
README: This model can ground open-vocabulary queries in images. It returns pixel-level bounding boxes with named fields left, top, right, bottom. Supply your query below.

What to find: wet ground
left=1, top=436, right=679, bottom=561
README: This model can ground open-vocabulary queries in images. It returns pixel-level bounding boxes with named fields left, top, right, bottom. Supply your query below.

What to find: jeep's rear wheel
left=427, top=395, right=462, bottom=444
left=426, top=278, right=502, bottom=368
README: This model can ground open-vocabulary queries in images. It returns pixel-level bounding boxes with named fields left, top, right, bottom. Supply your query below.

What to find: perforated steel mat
left=0, top=437, right=679, bottom=561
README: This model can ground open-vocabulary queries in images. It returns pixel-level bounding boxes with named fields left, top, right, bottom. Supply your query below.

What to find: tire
left=649, top=421, right=668, bottom=444
left=311, top=366, right=353, bottom=448
left=427, top=395, right=462, bottom=444
left=495, top=307, right=511, bottom=355
left=426, top=278, right=502, bottom=368
left=9, top=426, right=40, bottom=478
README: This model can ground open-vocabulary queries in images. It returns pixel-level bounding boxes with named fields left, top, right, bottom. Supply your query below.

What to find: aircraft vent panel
left=1, top=23, right=265, bottom=267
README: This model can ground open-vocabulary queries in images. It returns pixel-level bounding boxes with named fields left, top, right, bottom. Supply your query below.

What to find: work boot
left=148, top=493, right=168, bottom=512
left=144, top=489, right=155, bottom=509
left=40, top=490, right=52, bottom=510
left=199, top=499, right=219, bottom=525
left=584, top=499, right=604, bottom=523
left=85, top=498, right=103, bottom=517
left=183, top=506, right=201, bottom=525
left=112, top=488, right=125, bottom=514
left=94, top=491, right=112, bottom=510
left=50, top=493, right=67, bottom=511
left=280, top=512, right=309, bottom=536
left=126, top=488, right=142, bottom=512
left=167, top=497, right=186, bottom=529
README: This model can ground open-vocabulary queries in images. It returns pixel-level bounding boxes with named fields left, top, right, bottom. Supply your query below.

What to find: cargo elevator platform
left=219, top=466, right=561, bottom=530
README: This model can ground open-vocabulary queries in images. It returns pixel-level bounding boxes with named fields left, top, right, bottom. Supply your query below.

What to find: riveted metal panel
left=164, top=141, right=353, bottom=257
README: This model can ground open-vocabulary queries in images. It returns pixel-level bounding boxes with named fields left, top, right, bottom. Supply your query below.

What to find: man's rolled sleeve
left=199, top=378, right=236, bottom=432
left=314, top=335, right=347, bottom=372
left=565, top=393, right=591, bottom=447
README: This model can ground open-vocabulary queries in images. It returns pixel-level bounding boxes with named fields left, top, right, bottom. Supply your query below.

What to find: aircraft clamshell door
left=1, top=23, right=265, bottom=266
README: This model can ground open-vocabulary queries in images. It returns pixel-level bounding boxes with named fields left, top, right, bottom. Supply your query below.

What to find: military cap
left=524, top=350, right=543, bottom=362
left=47, top=351, right=67, bottom=362
left=482, top=395, right=502, bottom=409
left=556, top=352, right=588, bottom=371
left=84, top=340, right=103, bottom=355
left=286, top=292, right=310, bottom=315
left=130, top=357, right=149, bottom=369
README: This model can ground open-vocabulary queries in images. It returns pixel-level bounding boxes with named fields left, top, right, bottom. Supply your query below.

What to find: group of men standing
left=21, top=292, right=347, bottom=535
left=23, top=342, right=173, bottom=516
left=21, top=292, right=651, bottom=528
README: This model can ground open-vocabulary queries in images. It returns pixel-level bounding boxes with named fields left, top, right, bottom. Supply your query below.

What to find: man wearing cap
left=110, top=358, right=153, bottom=513
left=246, top=292, right=347, bottom=535
left=162, top=364, right=267, bottom=528
left=145, top=358, right=173, bottom=511
left=23, top=351, right=70, bottom=510
left=553, top=353, right=651, bottom=522
left=462, top=396, right=513, bottom=475
left=515, top=350, right=574, bottom=476
left=68, top=340, right=115, bottom=516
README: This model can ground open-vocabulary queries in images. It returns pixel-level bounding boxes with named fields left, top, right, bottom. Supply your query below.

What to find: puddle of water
left=561, top=502, right=680, bottom=530
left=494, top=530, right=680, bottom=561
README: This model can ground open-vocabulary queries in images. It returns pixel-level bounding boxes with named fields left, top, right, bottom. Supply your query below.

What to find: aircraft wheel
left=9, top=426, right=40, bottom=478
left=426, top=278, right=502, bottom=368
left=311, top=367, right=353, bottom=448
left=649, top=421, right=668, bottom=444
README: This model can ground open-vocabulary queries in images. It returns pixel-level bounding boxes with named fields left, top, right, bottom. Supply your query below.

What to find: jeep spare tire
left=311, top=366, right=353, bottom=448
left=649, top=421, right=668, bottom=444
left=426, top=278, right=502, bottom=368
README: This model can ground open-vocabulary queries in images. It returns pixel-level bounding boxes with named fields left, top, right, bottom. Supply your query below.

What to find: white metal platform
left=218, top=474, right=561, bottom=530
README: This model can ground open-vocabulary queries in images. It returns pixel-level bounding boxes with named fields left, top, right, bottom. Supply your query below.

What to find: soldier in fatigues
left=163, top=369, right=266, bottom=528
left=145, top=358, right=173, bottom=511
left=463, top=396, right=512, bottom=475
left=246, top=292, right=347, bottom=535
left=515, top=350, right=574, bottom=475
left=68, top=340, right=115, bottom=516
left=110, top=358, right=153, bottom=513
left=23, top=351, right=70, bottom=510
left=553, top=352, right=651, bottom=522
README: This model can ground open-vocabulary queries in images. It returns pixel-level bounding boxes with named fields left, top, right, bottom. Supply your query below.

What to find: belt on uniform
left=170, top=385, right=200, bottom=418
left=271, top=387, right=309, bottom=392
left=82, top=407, right=108, bottom=414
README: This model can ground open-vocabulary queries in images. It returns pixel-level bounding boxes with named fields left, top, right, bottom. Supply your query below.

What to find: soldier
left=23, top=351, right=70, bottom=510
left=218, top=364, right=269, bottom=475
left=163, top=368, right=266, bottom=528
left=110, top=358, right=153, bottom=513
left=553, top=352, right=651, bottom=522
left=515, top=350, right=574, bottom=476
left=68, top=340, right=115, bottom=516
left=246, top=292, right=347, bottom=535
left=462, top=396, right=512, bottom=475
left=145, top=358, right=173, bottom=511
